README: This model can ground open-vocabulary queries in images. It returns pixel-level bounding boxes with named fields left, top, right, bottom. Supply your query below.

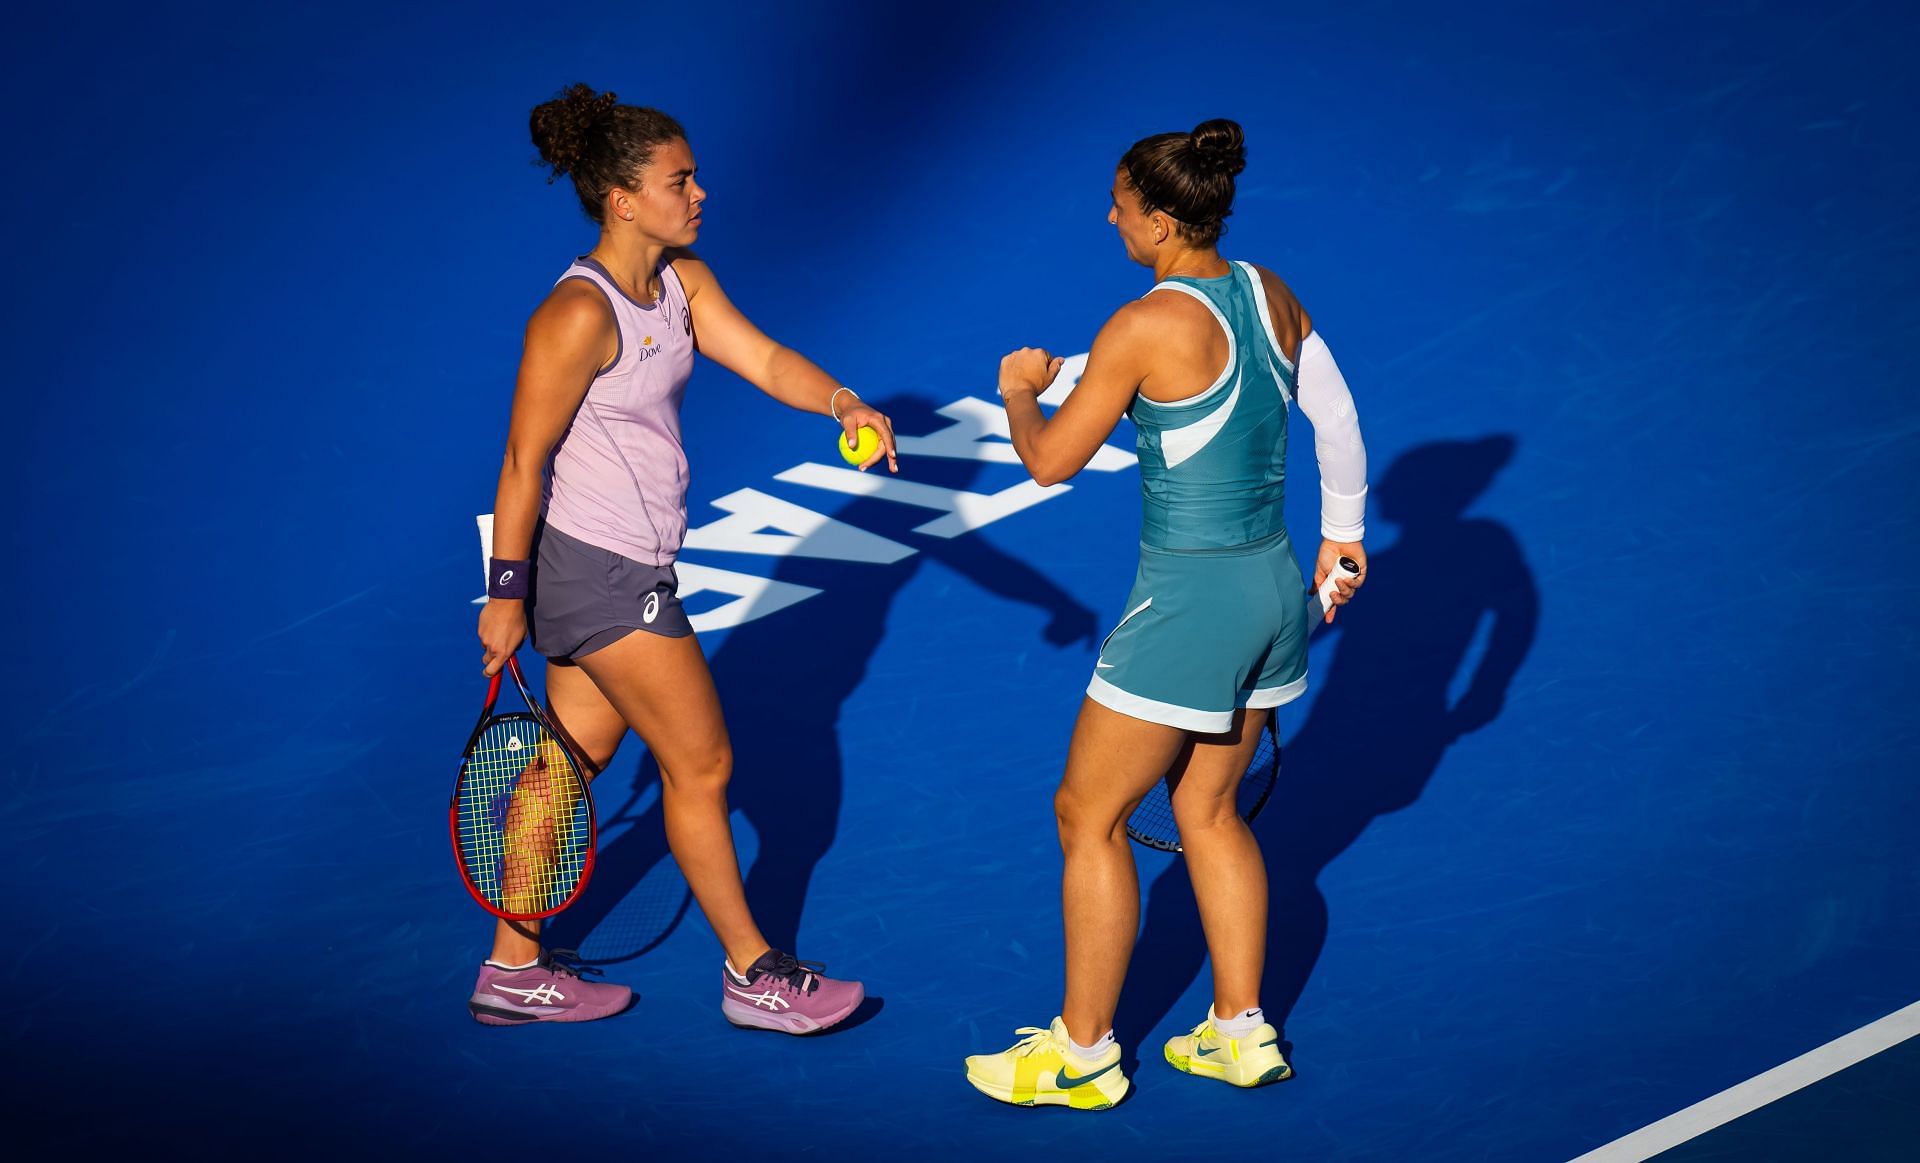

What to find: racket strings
left=1126, top=729, right=1280, bottom=852
left=457, top=720, right=590, bottom=914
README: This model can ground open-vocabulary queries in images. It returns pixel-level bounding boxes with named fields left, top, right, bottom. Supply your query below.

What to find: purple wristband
left=488, top=558, right=530, bottom=600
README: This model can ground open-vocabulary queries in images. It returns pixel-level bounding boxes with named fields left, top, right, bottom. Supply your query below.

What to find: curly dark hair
left=529, top=83, right=687, bottom=224
left=1120, top=118, right=1246, bottom=247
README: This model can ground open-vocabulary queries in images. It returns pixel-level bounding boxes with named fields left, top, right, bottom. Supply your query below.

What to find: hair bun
left=530, top=82, right=620, bottom=180
left=1188, top=118, right=1246, bottom=178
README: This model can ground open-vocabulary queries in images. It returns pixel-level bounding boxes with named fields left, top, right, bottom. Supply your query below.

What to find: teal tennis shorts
left=1087, top=530, right=1309, bottom=733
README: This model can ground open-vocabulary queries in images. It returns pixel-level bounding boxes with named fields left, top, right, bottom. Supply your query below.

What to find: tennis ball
left=838, top=425, right=880, bottom=465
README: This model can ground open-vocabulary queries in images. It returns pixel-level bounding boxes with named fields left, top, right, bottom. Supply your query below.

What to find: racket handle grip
left=1312, top=555, right=1361, bottom=621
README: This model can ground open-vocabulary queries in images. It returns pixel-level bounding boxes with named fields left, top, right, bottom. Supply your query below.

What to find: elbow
left=500, top=443, right=546, bottom=479
left=1027, top=458, right=1072, bottom=488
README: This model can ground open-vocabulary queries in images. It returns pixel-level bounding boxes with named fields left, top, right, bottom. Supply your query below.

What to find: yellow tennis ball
left=838, top=425, right=880, bottom=465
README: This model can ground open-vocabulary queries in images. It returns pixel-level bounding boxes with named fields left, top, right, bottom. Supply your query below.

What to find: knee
left=1171, top=791, right=1242, bottom=838
left=1054, top=784, right=1124, bottom=850
left=660, top=744, right=734, bottom=796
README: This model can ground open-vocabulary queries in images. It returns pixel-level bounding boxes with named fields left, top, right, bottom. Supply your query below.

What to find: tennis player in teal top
left=964, top=119, right=1371, bottom=1108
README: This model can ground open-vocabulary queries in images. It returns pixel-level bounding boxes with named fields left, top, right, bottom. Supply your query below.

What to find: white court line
left=1569, top=999, right=1920, bottom=1162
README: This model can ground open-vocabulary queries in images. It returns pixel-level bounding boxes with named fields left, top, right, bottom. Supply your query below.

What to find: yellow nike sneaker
left=1163, top=1017, right=1292, bottom=1087
left=964, top=1018, right=1131, bottom=1110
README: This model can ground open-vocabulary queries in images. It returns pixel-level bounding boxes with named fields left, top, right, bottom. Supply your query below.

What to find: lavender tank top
left=542, top=256, right=696, bottom=566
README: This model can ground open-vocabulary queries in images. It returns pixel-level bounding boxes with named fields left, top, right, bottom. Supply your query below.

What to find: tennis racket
left=1126, top=555, right=1360, bottom=852
left=450, top=656, right=597, bottom=920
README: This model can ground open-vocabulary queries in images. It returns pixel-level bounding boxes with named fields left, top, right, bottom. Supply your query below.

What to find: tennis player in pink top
left=470, top=83, right=894, bottom=1032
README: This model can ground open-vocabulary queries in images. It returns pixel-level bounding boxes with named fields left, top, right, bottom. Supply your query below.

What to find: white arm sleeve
left=1295, top=330, right=1368, bottom=542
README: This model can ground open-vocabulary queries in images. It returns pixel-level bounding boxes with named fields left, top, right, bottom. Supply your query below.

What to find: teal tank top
left=1131, top=260, right=1298, bottom=551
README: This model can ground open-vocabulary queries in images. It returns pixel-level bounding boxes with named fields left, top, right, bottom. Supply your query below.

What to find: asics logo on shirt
left=725, top=984, right=790, bottom=1011
left=492, top=983, right=566, bottom=1005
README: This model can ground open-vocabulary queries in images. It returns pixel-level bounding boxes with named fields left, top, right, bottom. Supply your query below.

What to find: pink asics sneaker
left=468, top=950, right=632, bottom=1026
left=720, top=949, right=864, bottom=1034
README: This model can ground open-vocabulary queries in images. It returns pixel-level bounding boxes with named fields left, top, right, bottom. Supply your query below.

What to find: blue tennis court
left=9, top=2, right=1917, bottom=1157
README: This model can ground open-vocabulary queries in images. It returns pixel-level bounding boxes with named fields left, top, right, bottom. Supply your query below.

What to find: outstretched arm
left=672, top=252, right=898, bottom=472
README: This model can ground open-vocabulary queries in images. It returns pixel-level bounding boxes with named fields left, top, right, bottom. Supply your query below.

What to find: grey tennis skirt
left=528, top=523, right=693, bottom=661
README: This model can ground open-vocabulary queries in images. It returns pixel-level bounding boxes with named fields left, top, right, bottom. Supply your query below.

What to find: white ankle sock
left=486, top=957, right=539, bottom=972
left=724, top=959, right=752, bottom=985
left=1211, top=1006, right=1264, bottom=1039
left=1068, top=1029, right=1115, bottom=1059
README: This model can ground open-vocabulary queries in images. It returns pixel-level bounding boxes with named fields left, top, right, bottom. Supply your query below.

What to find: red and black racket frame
left=449, top=655, right=599, bottom=922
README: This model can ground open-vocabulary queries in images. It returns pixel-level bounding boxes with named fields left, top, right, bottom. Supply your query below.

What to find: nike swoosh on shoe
left=1056, top=1060, right=1119, bottom=1087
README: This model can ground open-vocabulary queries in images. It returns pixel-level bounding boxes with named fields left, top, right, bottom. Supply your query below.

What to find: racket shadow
left=541, top=753, right=691, bottom=964
left=1116, top=436, right=1540, bottom=1050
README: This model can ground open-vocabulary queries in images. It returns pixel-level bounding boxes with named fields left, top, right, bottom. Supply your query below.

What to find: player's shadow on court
left=546, top=394, right=1100, bottom=968
left=1115, top=435, right=1539, bottom=1057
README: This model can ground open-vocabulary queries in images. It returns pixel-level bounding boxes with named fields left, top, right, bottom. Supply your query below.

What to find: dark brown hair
left=530, top=83, right=687, bottom=223
left=1120, top=118, right=1246, bottom=247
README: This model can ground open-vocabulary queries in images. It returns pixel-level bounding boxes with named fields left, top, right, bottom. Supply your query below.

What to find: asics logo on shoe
left=725, top=984, right=790, bottom=1011
left=1197, top=1046, right=1222, bottom=1057
left=1054, top=1059, right=1119, bottom=1088
left=492, top=983, right=566, bottom=1005
left=1259, top=1038, right=1280, bottom=1049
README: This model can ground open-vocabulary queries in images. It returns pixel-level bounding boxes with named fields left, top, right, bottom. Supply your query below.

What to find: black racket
left=450, top=656, right=597, bottom=920
left=1126, top=556, right=1359, bottom=852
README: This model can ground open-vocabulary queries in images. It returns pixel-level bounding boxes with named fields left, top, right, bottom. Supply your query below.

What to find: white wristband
left=1321, top=484, right=1367, bottom=543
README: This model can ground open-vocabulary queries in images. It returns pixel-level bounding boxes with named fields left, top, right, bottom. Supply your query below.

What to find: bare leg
left=1167, top=708, right=1271, bottom=1019
left=488, top=658, right=629, bottom=966
left=577, top=630, right=771, bottom=973
left=1055, top=698, right=1189, bottom=1047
